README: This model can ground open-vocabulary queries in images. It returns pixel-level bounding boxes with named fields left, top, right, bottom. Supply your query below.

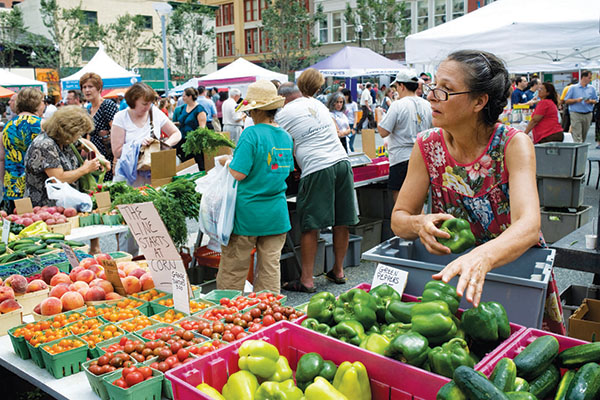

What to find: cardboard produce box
left=569, top=298, right=600, bottom=341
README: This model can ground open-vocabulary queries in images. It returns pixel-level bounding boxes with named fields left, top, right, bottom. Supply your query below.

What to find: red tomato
left=219, top=298, right=229, bottom=306
left=113, top=378, right=127, bottom=388
left=248, top=292, right=256, bottom=298
left=138, top=366, right=153, bottom=379
left=171, top=342, right=182, bottom=354
left=222, top=332, right=235, bottom=342
left=125, top=371, right=144, bottom=387
left=262, top=315, right=275, bottom=326
left=119, top=337, right=128, bottom=346
left=122, top=366, right=136, bottom=379
left=236, top=332, right=248, bottom=340
left=248, top=324, right=262, bottom=333
left=230, top=325, right=244, bottom=336
left=177, top=348, right=190, bottom=362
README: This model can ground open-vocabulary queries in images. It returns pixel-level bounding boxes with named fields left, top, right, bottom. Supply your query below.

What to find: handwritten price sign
left=371, top=263, right=408, bottom=295
left=171, top=269, right=191, bottom=315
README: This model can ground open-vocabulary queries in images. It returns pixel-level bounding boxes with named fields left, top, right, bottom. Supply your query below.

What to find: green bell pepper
left=366, top=324, right=381, bottom=335
left=301, top=318, right=331, bottom=335
left=384, top=300, right=417, bottom=324
left=332, top=361, right=372, bottom=400
left=320, top=360, right=338, bottom=382
left=385, top=331, right=431, bottom=367
left=238, top=340, right=280, bottom=379
left=333, top=288, right=378, bottom=330
left=305, top=377, right=349, bottom=400
left=428, top=338, right=479, bottom=378
left=461, top=301, right=510, bottom=343
left=329, top=320, right=366, bottom=346
left=359, top=332, right=391, bottom=355
left=421, top=280, right=461, bottom=315
left=381, top=322, right=412, bottom=340
left=437, top=218, right=476, bottom=253
left=254, top=379, right=304, bottom=400
left=267, top=355, right=293, bottom=382
left=222, top=370, right=259, bottom=400
left=307, top=291, right=336, bottom=324
left=411, top=300, right=457, bottom=342
left=370, top=284, right=402, bottom=322
left=295, top=352, right=338, bottom=391
left=196, top=383, right=226, bottom=400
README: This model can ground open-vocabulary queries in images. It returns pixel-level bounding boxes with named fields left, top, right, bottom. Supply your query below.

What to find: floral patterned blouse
left=417, top=123, right=517, bottom=245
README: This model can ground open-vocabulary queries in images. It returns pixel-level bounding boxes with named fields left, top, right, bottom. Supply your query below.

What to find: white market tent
left=0, top=69, right=48, bottom=94
left=170, top=58, right=288, bottom=96
left=405, top=0, right=600, bottom=73
left=60, top=46, right=141, bottom=92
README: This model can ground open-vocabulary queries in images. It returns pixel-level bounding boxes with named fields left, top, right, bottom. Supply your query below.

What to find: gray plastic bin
left=381, top=218, right=395, bottom=242
left=535, top=142, right=588, bottom=177
left=348, top=217, right=382, bottom=253
left=362, top=237, right=554, bottom=328
left=560, top=284, right=600, bottom=332
left=281, top=238, right=326, bottom=280
left=537, top=175, right=584, bottom=208
left=356, top=185, right=395, bottom=219
left=540, top=205, right=593, bottom=243
left=321, top=232, right=362, bottom=271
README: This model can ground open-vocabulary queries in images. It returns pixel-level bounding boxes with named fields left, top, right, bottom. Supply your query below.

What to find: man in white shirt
left=356, top=82, right=374, bottom=134
left=221, top=88, right=245, bottom=144
left=42, top=97, right=57, bottom=119
left=378, top=70, right=432, bottom=202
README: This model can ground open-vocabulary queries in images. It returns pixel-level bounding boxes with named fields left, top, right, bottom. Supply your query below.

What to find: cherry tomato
left=177, top=348, right=190, bottom=362
left=113, top=378, right=127, bottom=388
left=138, top=366, right=153, bottom=379
left=122, top=366, right=136, bottom=379
left=125, top=371, right=144, bottom=387
left=262, top=315, right=275, bottom=326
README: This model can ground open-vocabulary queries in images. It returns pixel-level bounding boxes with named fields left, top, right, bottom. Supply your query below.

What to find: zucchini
left=453, top=366, right=510, bottom=400
left=514, top=378, right=529, bottom=392
left=557, top=343, right=600, bottom=368
left=564, top=362, right=600, bottom=400
left=41, top=233, right=65, bottom=241
left=528, top=364, right=560, bottom=400
left=506, top=392, right=537, bottom=400
left=64, top=240, right=84, bottom=247
left=554, top=369, right=575, bottom=400
left=514, top=335, right=559, bottom=380
left=34, top=248, right=53, bottom=255
left=23, top=244, right=46, bottom=255
left=437, top=381, right=467, bottom=400
left=0, top=254, right=12, bottom=264
left=490, top=358, right=517, bottom=392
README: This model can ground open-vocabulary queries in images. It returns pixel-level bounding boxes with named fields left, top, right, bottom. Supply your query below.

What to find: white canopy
left=405, top=0, right=600, bottom=73
left=170, top=58, right=288, bottom=96
left=0, top=69, right=47, bottom=94
left=60, top=45, right=141, bottom=91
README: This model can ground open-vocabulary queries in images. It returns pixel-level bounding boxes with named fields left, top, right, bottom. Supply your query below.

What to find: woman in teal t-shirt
left=216, top=80, right=292, bottom=294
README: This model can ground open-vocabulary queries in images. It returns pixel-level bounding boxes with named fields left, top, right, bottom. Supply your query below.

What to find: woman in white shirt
left=328, top=93, right=352, bottom=153
left=341, top=89, right=358, bottom=152
left=110, top=83, right=181, bottom=186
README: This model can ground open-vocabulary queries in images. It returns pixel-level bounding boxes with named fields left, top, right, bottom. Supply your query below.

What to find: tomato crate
left=8, top=324, right=30, bottom=359
left=141, top=359, right=177, bottom=400
left=149, top=308, right=190, bottom=325
left=83, top=351, right=137, bottom=400
left=201, top=290, right=241, bottom=303
left=476, top=328, right=589, bottom=377
left=130, top=288, right=169, bottom=304
left=133, top=322, right=179, bottom=341
left=166, top=321, right=450, bottom=400
left=39, top=335, right=89, bottom=379
left=102, top=368, right=163, bottom=400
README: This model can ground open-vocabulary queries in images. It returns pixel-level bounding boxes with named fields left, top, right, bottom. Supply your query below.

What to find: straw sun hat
left=236, top=80, right=284, bottom=112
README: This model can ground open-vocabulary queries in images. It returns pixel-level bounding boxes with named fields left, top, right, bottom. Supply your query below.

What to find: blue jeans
left=348, top=123, right=356, bottom=152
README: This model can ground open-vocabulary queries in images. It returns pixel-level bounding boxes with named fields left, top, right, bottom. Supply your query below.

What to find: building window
left=138, top=49, right=154, bottom=64
left=223, top=31, right=234, bottom=56
left=331, top=12, right=342, bottom=43
left=452, top=0, right=465, bottom=19
left=319, top=17, right=328, bottom=43
left=195, top=18, right=203, bottom=35
left=197, top=49, right=204, bottom=65
left=139, top=15, right=153, bottom=30
left=216, top=33, right=223, bottom=57
left=260, top=29, right=270, bottom=52
left=82, top=46, right=98, bottom=61
left=400, top=6, right=411, bottom=36
left=245, top=28, right=258, bottom=54
left=215, top=7, right=221, bottom=26
left=417, top=0, right=429, bottom=32
left=259, top=0, right=268, bottom=19
left=244, top=0, right=258, bottom=22
left=345, top=21, right=354, bottom=42
left=82, top=11, right=97, bottom=26
left=434, top=0, right=446, bottom=26
left=222, top=3, right=234, bottom=25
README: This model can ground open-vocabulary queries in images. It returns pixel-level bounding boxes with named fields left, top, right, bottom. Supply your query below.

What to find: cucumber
left=44, top=239, right=65, bottom=244
left=564, top=362, right=600, bottom=400
left=2, top=251, right=26, bottom=263
left=8, top=239, right=35, bottom=249
left=453, top=366, right=510, bottom=400
left=41, top=233, right=65, bottom=241
left=23, top=244, right=46, bottom=255
left=514, top=335, right=559, bottom=380
left=0, top=243, right=6, bottom=254
left=64, top=240, right=84, bottom=247
left=34, top=248, right=53, bottom=255
left=554, top=369, right=575, bottom=400
left=514, top=378, right=529, bottom=392
left=506, top=392, right=537, bottom=400
left=437, top=381, right=467, bottom=400
left=557, top=343, right=600, bottom=368
left=490, top=358, right=517, bottom=392
left=528, top=364, right=560, bottom=400
left=0, top=254, right=12, bottom=264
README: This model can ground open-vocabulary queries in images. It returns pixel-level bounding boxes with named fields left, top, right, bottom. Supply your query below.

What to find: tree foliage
left=260, top=0, right=325, bottom=75
left=104, top=14, right=161, bottom=70
left=344, top=0, right=410, bottom=54
left=0, top=7, right=26, bottom=68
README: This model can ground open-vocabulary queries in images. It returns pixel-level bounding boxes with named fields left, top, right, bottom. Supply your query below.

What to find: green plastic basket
left=26, top=339, right=46, bottom=368
left=256, top=290, right=287, bottom=305
left=40, top=335, right=88, bottom=379
left=8, top=324, right=30, bottom=360
left=133, top=322, right=177, bottom=342
left=102, top=368, right=163, bottom=400
left=56, top=261, right=71, bottom=274
left=82, top=351, right=136, bottom=400
left=149, top=295, right=174, bottom=316
left=142, top=359, right=173, bottom=400
left=96, top=333, right=147, bottom=357
left=201, top=289, right=241, bottom=303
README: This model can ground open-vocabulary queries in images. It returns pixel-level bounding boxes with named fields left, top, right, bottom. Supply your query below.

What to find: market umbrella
left=0, top=86, right=15, bottom=98
left=102, top=88, right=129, bottom=98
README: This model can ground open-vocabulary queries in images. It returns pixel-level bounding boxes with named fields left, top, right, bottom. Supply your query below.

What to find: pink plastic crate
left=353, top=164, right=379, bottom=182
left=166, top=321, right=449, bottom=400
left=477, top=328, right=589, bottom=377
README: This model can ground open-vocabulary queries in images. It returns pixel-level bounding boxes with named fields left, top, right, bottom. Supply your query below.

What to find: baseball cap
left=391, top=69, right=419, bottom=86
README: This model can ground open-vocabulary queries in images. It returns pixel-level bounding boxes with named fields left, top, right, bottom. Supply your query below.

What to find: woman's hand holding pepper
left=416, top=213, right=455, bottom=255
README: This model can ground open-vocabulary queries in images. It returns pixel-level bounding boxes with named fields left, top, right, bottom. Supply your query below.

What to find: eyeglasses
left=423, top=84, right=472, bottom=101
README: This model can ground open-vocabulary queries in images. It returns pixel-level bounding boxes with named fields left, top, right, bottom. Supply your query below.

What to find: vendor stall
left=0, top=69, right=48, bottom=94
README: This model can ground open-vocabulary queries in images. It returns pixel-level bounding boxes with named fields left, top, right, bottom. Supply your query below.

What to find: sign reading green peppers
left=436, top=218, right=476, bottom=253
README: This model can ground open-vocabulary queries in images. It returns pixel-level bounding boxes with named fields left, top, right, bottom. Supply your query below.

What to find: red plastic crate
left=166, top=321, right=449, bottom=400
left=477, top=327, right=589, bottom=377
left=193, top=246, right=220, bottom=269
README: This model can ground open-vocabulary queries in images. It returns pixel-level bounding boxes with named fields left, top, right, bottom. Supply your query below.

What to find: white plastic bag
left=45, top=177, right=93, bottom=212
left=198, top=159, right=237, bottom=250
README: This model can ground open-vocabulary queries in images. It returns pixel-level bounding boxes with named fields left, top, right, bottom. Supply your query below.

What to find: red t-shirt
left=532, top=99, right=563, bottom=143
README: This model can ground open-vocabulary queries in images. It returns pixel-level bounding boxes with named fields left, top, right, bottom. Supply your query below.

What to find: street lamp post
left=356, top=24, right=363, bottom=48
left=381, top=38, right=387, bottom=56
left=153, top=2, right=173, bottom=95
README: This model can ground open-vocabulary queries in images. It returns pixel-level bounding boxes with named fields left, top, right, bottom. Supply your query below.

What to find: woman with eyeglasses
left=327, top=93, right=351, bottom=153
left=391, top=50, right=564, bottom=333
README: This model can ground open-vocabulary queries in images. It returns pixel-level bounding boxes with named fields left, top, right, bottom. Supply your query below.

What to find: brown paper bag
left=137, top=139, right=162, bottom=171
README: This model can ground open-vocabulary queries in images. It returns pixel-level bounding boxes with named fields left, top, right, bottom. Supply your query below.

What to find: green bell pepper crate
left=306, top=291, right=336, bottom=324
left=436, top=217, right=476, bottom=253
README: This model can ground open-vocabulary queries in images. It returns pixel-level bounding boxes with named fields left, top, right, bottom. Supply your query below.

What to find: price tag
left=61, top=244, right=80, bottom=270
left=101, top=259, right=127, bottom=296
left=2, top=219, right=10, bottom=245
left=371, top=263, right=408, bottom=296
left=171, top=267, right=191, bottom=315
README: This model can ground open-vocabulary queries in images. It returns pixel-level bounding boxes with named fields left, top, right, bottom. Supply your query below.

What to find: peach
left=121, top=276, right=141, bottom=295
left=105, top=292, right=122, bottom=300
left=76, top=269, right=95, bottom=284
left=140, top=273, right=155, bottom=291
left=40, top=297, right=62, bottom=315
left=85, top=286, right=106, bottom=302
left=49, top=283, right=70, bottom=299
left=41, top=265, right=59, bottom=285
left=0, top=299, right=21, bottom=313
left=0, top=286, right=15, bottom=302
left=50, top=272, right=71, bottom=286
left=5, top=274, right=28, bottom=294
left=98, top=270, right=107, bottom=280
left=26, top=279, right=48, bottom=293
left=70, top=281, right=89, bottom=292
left=128, top=268, right=146, bottom=279
left=88, top=264, right=102, bottom=276
left=77, top=287, right=88, bottom=297
left=94, top=253, right=112, bottom=262
left=90, top=279, right=114, bottom=294
left=118, top=261, right=137, bottom=271
left=60, top=291, right=84, bottom=311
left=70, top=266, right=84, bottom=282
left=33, top=303, right=41, bottom=314
left=79, top=258, right=100, bottom=269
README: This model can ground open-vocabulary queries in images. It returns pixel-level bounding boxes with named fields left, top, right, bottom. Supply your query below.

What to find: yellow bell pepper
left=196, top=383, right=225, bottom=400
left=332, top=361, right=372, bottom=400
left=18, top=221, right=48, bottom=238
